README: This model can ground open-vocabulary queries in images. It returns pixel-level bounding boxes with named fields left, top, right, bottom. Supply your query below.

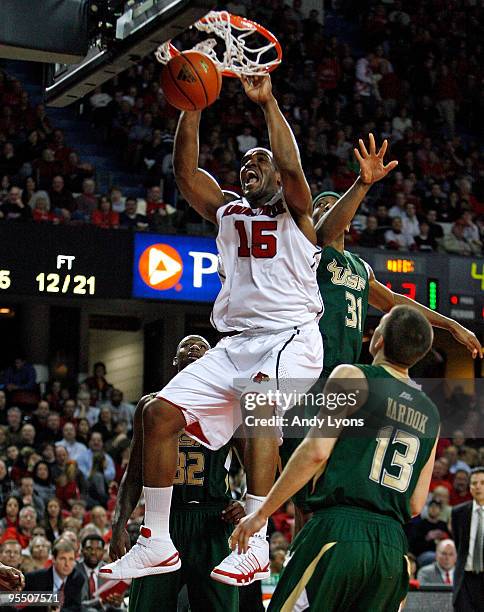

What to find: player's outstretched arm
left=173, top=110, right=225, bottom=224
left=230, top=365, right=368, bottom=553
left=240, top=75, right=312, bottom=219
left=368, top=271, right=483, bottom=358
left=315, top=134, right=398, bottom=246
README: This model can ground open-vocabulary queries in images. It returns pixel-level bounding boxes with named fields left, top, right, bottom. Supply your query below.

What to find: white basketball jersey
left=211, top=193, right=323, bottom=332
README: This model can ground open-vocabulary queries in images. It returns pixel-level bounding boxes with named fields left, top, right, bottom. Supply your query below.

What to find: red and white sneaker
left=99, top=526, right=180, bottom=580
left=210, top=536, right=270, bottom=586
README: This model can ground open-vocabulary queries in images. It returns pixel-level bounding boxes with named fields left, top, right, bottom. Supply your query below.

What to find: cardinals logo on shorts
left=252, top=372, right=270, bottom=384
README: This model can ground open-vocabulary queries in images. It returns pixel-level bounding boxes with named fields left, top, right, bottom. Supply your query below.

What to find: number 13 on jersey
left=235, top=220, right=277, bottom=258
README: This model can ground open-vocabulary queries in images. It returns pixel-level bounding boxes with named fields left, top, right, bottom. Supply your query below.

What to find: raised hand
left=230, top=511, right=266, bottom=554
left=240, top=74, right=274, bottom=106
left=449, top=322, right=483, bottom=359
left=354, top=133, right=398, bottom=185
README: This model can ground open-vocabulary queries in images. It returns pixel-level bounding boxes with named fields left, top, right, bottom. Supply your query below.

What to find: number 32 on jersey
left=235, top=220, right=277, bottom=258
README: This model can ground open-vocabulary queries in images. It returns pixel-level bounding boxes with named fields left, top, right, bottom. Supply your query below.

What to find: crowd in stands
left=0, top=358, right=136, bottom=608
left=0, top=0, right=482, bottom=255
left=0, top=353, right=482, bottom=600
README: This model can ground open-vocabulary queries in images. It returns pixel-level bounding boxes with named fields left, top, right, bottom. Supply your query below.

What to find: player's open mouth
left=244, top=170, right=260, bottom=188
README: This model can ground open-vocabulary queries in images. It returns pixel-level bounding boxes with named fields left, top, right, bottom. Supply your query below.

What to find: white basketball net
left=155, top=11, right=281, bottom=76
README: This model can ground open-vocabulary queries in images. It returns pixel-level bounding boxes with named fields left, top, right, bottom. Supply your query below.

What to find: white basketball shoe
left=99, top=526, right=181, bottom=580
left=210, top=535, right=270, bottom=586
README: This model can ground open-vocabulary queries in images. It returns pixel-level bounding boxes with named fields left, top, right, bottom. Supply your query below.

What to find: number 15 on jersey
left=235, top=220, right=278, bottom=258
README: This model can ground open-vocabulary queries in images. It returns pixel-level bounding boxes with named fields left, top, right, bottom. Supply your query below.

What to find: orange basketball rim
left=155, top=10, right=283, bottom=78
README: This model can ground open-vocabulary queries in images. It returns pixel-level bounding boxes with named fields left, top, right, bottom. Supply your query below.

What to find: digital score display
left=447, top=259, right=484, bottom=322
left=0, top=224, right=132, bottom=299
left=359, top=249, right=483, bottom=323
left=384, top=258, right=416, bottom=274
left=373, top=254, right=426, bottom=275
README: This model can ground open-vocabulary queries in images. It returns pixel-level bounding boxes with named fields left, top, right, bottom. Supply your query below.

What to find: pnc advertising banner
left=132, top=233, right=221, bottom=302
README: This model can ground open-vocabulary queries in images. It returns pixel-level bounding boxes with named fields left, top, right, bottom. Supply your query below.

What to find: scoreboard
left=0, top=224, right=482, bottom=326
left=358, top=249, right=484, bottom=324
left=0, top=224, right=132, bottom=299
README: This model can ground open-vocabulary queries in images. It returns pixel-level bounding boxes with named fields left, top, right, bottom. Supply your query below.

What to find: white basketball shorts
left=157, top=320, right=324, bottom=450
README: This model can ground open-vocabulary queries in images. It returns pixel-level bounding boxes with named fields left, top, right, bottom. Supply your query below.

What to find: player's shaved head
left=175, top=335, right=210, bottom=354
left=174, top=335, right=211, bottom=371
left=239, top=147, right=281, bottom=205
left=242, top=147, right=274, bottom=164
left=372, top=306, right=433, bottom=367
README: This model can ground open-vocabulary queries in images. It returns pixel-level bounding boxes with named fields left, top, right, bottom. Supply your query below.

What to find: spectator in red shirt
left=271, top=500, right=295, bottom=544
left=436, top=437, right=451, bottom=458
left=32, top=197, right=58, bottom=224
left=92, top=196, right=119, bottom=229
left=1, top=505, right=37, bottom=549
left=55, top=461, right=81, bottom=510
left=145, top=185, right=170, bottom=216
left=317, top=55, right=341, bottom=92
left=449, top=469, right=473, bottom=506
left=430, top=457, right=453, bottom=493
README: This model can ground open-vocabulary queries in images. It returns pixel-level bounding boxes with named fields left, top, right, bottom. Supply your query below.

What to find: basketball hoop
left=155, top=11, right=282, bottom=77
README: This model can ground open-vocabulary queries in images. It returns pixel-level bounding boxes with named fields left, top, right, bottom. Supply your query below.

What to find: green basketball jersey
left=172, top=433, right=232, bottom=507
left=319, top=247, right=370, bottom=375
left=306, top=365, right=440, bottom=524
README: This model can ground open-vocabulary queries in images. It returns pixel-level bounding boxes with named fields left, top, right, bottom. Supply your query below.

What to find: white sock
left=245, top=493, right=268, bottom=539
left=143, top=486, right=172, bottom=539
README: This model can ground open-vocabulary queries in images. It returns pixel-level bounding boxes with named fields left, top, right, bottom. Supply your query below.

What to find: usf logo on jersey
left=327, top=259, right=367, bottom=291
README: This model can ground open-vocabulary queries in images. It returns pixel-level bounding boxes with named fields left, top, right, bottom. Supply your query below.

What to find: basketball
left=160, top=51, right=222, bottom=111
